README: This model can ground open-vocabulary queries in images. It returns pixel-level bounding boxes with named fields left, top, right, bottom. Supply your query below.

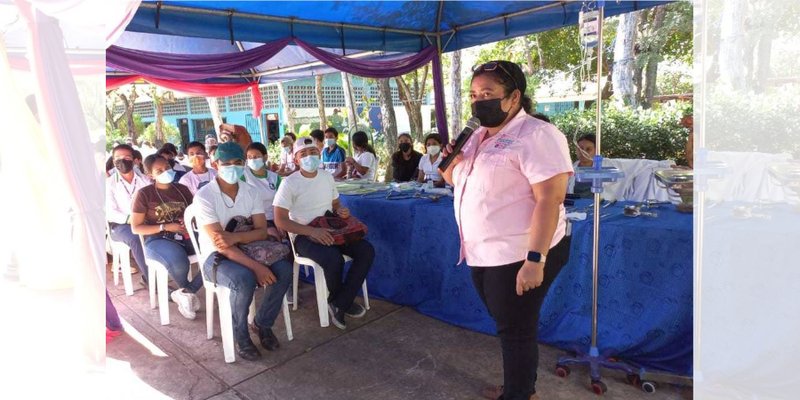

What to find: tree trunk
left=396, top=77, right=424, bottom=142
left=377, top=78, right=398, bottom=181
left=753, top=30, right=774, bottom=93
left=521, top=36, right=536, bottom=75
left=601, top=62, right=614, bottom=100
left=642, top=6, right=666, bottom=108
left=534, top=35, right=545, bottom=70
left=719, top=0, right=746, bottom=91
left=276, top=82, right=295, bottom=133
left=150, top=85, right=165, bottom=145
left=449, top=50, right=463, bottom=136
left=612, top=11, right=639, bottom=107
left=315, top=75, right=327, bottom=130
left=122, top=86, right=139, bottom=141
left=206, top=97, right=224, bottom=138
left=341, top=72, right=359, bottom=155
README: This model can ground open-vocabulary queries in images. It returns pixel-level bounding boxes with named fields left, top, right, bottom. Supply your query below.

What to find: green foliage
left=141, top=120, right=181, bottom=147
left=551, top=101, right=690, bottom=165
left=105, top=114, right=147, bottom=151
left=657, top=69, right=693, bottom=95
left=105, top=122, right=126, bottom=152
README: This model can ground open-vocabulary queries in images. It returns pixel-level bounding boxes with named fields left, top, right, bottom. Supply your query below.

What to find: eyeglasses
left=472, top=61, right=519, bottom=93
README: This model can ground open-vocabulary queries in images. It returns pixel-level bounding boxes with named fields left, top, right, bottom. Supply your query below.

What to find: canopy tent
left=108, top=0, right=670, bottom=141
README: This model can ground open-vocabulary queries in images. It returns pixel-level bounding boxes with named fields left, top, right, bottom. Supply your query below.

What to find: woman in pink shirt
left=441, top=61, right=574, bottom=400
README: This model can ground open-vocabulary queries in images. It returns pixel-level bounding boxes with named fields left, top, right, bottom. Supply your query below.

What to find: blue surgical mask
left=247, top=158, right=265, bottom=171
left=300, top=155, right=321, bottom=173
left=324, top=138, right=337, bottom=148
left=156, top=169, right=175, bottom=184
left=218, top=165, right=244, bottom=184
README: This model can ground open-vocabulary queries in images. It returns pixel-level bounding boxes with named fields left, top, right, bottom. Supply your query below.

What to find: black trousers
left=294, top=236, right=375, bottom=310
left=470, top=236, right=571, bottom=400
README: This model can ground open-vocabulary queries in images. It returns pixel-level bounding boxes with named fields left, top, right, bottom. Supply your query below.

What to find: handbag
left=224, top=216, right=290, bottom=266
left=307, top=211, right=368, bottom=245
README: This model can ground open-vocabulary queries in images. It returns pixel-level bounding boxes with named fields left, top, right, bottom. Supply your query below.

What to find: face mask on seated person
left=218, top=165, right=244, bottom=184
left=399, top=143, right=411, bottom=153
left=324, top=138, right=337, bottom=148
left=247, top=158, right=265, bottom=171
left=114, top=159, right=134, bottom=174
left=156, top=169, right=175, bottom=184
left=300, top=155, right=321, bottom=173
left=427, top=145, right=440, bottom=156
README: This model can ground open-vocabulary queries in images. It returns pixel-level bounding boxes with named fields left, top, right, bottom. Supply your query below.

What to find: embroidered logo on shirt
left=494, top=137, right=515, bottom=149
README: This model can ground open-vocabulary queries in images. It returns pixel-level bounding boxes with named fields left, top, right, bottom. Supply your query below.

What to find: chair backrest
left=287, top=234, right=301, bottom=259
left=184, top=204, right=209, bottom=280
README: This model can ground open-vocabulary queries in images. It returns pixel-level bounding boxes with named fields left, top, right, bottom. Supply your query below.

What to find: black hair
left=208, top=144, right=218, bottom=154
left=577, top=134, right=596, bottom=146
left=247, top=142, right=268, bottom=156
left=532, top=113, right=551, bottom=123
left=423, top=133, right=442, bottom=146
left=156, top=148, right=173, bottom=157
left=160, top=142, right=178, bottom=155
left=324, top=127, right=339, bottom=137
left=132, top=150, right=143, bottom=162
left=143, top=154, right=169, bottom=176
left=472, top=60, right=533, bottom=115
left=112, top=144, right=135, bottom=156
left=398, top=132, right=412, bottom=142
left=186, top=141, right=205, bottom=153
left=105, top=155, right=114, bottom=172
left=309, top=129, right=324, bottom=143
left=285, top=132, right=296, bottom=141
left=352, top=131, right=376, bottom=155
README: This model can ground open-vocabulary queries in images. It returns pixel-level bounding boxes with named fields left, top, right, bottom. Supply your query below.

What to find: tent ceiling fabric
left=126, top=1, right=669, bottom=53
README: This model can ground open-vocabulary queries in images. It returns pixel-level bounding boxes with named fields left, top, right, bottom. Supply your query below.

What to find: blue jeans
left=202, top=254, right=292, bottom=344
left=109, top=223, right=150, bottom=283
left=144, top=237, right=203, bottom=293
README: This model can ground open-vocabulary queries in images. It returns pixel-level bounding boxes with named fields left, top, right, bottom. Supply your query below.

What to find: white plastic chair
left=289, top=236, right=370, bottom=327
left=139, top=234, right=197, bottom=326
left=107, top=223, right=134, bottom=296
left=185, top=205, right=293, bottom=363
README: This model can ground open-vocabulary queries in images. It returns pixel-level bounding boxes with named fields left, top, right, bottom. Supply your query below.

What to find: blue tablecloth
left=336, top=194, right=692, bottom=375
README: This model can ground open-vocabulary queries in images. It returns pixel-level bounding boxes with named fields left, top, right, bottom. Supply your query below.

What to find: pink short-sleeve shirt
left=452, top=109, right=574, bottom=267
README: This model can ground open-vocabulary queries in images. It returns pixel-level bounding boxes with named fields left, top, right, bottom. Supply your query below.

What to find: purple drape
left=107, top=37, right=293, bottom=80
left=293, top=38, right=437, bottom=78
left=431, top=55, right=449, bottom=143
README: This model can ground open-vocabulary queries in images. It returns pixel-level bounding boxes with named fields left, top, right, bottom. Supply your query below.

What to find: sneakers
left=327, top=303, right=346, bottom=330
left=345, top=302, right=366, bottom=319
left=170, top=288, right=197, bottom=320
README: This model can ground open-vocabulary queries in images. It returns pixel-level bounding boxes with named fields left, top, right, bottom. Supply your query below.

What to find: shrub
left=551, top=101, right=690, bottom=165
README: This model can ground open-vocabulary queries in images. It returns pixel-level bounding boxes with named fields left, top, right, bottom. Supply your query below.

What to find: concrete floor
left=106, top=266, right=693, bottom=400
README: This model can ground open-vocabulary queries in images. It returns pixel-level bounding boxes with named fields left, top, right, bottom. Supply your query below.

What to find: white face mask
left=283, top=146, right=292, bottom=154
left=247, top=158, right=265, bottom=171
left=324, top=138, right=337, bottom=147
left=156, top=169, right=175, bottom=184
left=427, top=145, right=441, bottom=156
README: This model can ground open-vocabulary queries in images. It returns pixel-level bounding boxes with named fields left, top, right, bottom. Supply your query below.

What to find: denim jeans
left=109, top=223, right=150, bottom=283
left=294, top=237, right=374, bottom=310
left=202, top=254, right=292, bottom=344
left=144, top=236, right=202, bottom=293
left=469, top=236, right=571, bottom=400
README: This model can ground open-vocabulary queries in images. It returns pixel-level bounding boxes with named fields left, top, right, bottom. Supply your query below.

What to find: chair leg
left=157, top=266, right=170, bottom=326
left=148, top=264, right=157, bottom=309
left=217, top=287, right=236, bottom=363
left=112, top=249, right=120, bottom=286
left=206, top=286, right=215, bottom=340
left=313, top=265, right=329, bottom=327
left=292, top=261, right=300, bottom=310
left=247, top=295, right=256, bottom=326
left=282, top=295, right=293, bottom=341
left=362, top=280, right=370, bottom=310
left=121, top=251, right=134, bottom=296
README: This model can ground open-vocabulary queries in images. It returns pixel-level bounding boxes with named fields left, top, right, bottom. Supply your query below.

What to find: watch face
left=528, top=251, right=542, bottom=262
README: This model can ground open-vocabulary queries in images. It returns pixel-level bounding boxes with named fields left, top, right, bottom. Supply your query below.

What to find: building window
left=162, top=100, right=187, bottom=116
left=189, top=97, right=210, bottom=114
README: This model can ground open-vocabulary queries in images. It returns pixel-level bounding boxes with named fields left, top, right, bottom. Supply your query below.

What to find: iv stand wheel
left=555, top=365, right=571, bottom=378
left=590, top=380, right=608, bottom=395
left=641, top=381, right=657, bottom=393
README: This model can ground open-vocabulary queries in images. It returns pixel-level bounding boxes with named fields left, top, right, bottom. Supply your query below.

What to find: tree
left=377, top=78, right=398, bottom=180
left=449, top=50, right=463, bottom=136
left=341, top=72, right=359, bottom=155
left=148, top=84, right=176, bottom=146
left=107, top=85, right=140, bottom=143
left=613, top=11, right=639, bottom=107
left=395, top=63, right=430, bottom=142
left=315, top=75, right=327, bottom=131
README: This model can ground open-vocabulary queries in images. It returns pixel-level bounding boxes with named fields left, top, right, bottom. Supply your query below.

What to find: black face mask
left=471, top=97, right=510, bottom=128
left=114, top=159, right=134, bottom=174
left=399, top=143, right=412, bottom=153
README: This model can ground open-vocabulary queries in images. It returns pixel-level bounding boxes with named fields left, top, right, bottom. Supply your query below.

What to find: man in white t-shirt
left=273, top=137, right=374, bottom=330
left=178, top=141, right=217, bottom=195
left=194, top=142, right=293, bottom=361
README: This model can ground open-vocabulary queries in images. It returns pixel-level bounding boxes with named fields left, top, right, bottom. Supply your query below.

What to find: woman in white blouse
left=345, top=131, right=378, bottom=181
left=416, top=133, right=445, bottom=187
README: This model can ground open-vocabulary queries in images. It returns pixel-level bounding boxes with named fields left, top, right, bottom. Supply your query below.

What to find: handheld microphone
left=438, top=117, right=481, bottom=172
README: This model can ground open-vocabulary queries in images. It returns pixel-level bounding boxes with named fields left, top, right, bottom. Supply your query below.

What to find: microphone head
left=465, top=117, right=481, bottom=132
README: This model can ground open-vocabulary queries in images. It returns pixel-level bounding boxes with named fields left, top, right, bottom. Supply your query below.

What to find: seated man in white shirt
left=273, top=137, right=374, bottom=330
left=178, top=141, right=217, bottom=195
left=106, top=144, right=151, bottom=284
left=194, top=142, right=293, bottom=361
